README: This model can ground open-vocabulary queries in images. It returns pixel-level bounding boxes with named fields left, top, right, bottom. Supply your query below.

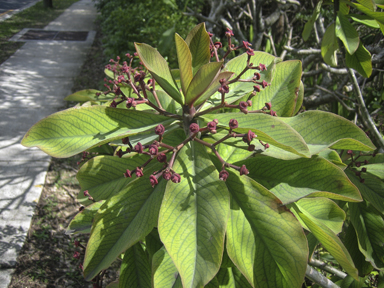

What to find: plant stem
left=306, top=265, right=340, bottom=288
left=309, top=258, right=347, bottom=279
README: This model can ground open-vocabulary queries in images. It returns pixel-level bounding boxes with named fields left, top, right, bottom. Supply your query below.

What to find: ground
left=8, top=22, right=118, bottom=288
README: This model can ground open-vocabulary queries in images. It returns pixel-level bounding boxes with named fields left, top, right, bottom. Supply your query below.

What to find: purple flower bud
left=155, top=124, right=165, bottom=136
left=270, top=110, right=277, bottom=117
left=355, top=162, right=361, bottom=167
left=242, top=41, right=252, bottom=49
left=225, top=28, right=234, bottom=37
left=258, top=63, right=267, bottom=71
left=253, top=85, right=261, bottom=92
left=134, top=142, right=143, bottom=153
left=163, top=170, right=172, bottom=180
left=229, top=119, right=238, bottom=129
left=79, top=264, right=83, bottom=271
left=79, top=206, right=85, bottom=212
left=254, top=72, right=261, bottom=80
left=116, top=149, right=123, bottom=158
left=74, top=240, right=80, bottom=247
left=262, top=80, right=269, bottom=88
left=362, top=167, right=367, bottom=172
left=157, top=153, right=167, bottom=163
left=364, top=160, right=369, bottom=165
left=208, top=32, right=213, bottom=37
left=136, top=168, right=144, bottom=177
left=149, top=175, right=158, bottom=187
left=248, top=145, right=255, bottom=151
left=219, top=170, right=229, bottom=181
left=124, top=169, right=132, bottom=178
left=246, top=48, right=255, bottom=56
left=214, top=42, right=223, bottom=48
left=73, top=251, right=81, bottom=259
left=190, top=123, right=200, bottom=134
left=148, top=145, right=158, bottom=156
left=239, top=165, right=249, bottom=176
left=110, top=100, right=117, bottom=108
left=83, top=190, right=90, bottom=197
left=247, top=130, right=256, bottom=142
left=207, top=121, right=217, bottom=132
left=264, top=143, right=270, bottom=149
left=126, top=98, right=135, bottom=109
left=347, top=150, right=353, bottom=155
left=171, top=173, right=181, bottom=183
left=265, top=102, right=272, bottom=110
left=239, top=101, right=248, bottom=112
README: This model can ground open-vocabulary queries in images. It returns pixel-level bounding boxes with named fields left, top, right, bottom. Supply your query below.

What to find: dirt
left=8, top=21, right=118, bottom=287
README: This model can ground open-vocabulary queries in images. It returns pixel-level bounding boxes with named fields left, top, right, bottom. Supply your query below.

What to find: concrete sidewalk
left=0, top=0, right=98, bottom=286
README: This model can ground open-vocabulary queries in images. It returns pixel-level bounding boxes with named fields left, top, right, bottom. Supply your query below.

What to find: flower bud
left=265, top=102, right=272, bottom=110
left=163, top=170, right=172, bottom=180
left=122, top=137, right=130, bottom=144
left=149, top=175, right=158, bottom=187
left=155, top=124, right=165, bottom=135
left=83, top=190, right=90, bottom=197
left=134, top=142, right=143, bottom=153
left=362, top=167, right=367, bottom=172
left=248, top=145, right=255, bottom=151
left=148, top=145, right=158, bottom=156
left=253, top=85, right=261, bottom=92
left=135, top=168, right=144, bottom=177
left=157, top=153, right=167, bottom=163
left=190, top=123, right=200, bottom=134
left=254, top=72, right=261, bottom=80
left=74, top=240, right=80, bottom=247
left=262, top=80, right=269, bottom=88
left=207, top=121, right=217, bottom=132
left=258, top=63, right=267, bottom=71
left=73, top=251, right=81, bottom=259
left=171, top=173, right=181, bottom=183
left=219, top=170, right=229, bottom=181
left=124, top=169, right=132, bottom=178
left=239, top=165, right=249, bottom=176
left=229, top=119, right=238, bottom=129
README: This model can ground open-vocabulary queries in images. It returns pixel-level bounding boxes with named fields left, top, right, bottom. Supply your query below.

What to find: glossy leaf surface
left=152, top=247, right=181, bottom=288
left=345, top=42, right=372, bottom=78
left=21, top=106, right=172, bottom=158
left=185, top=23, right=211, bottom=75
left=225, top=173, right=308, bottom=288
left=158, top=142, right=230, bottom=288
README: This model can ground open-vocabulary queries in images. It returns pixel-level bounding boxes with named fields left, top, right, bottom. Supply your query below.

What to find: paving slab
left=0, top=0, right=98, bottom=286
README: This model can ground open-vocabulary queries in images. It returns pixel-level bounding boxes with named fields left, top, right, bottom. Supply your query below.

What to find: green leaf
left=119, top=243, right=151, bottom=288
left=158, top=142, right=230, bottom=287
left=240, top=155, right=362, bottom=204
left=67, top=201, right=104, bottom=234
left=135, top=43, right=183, bottom=104
left=322, top=23, right=339, bottom=67
left=336, top=11, right=360, bottom=55
left=205, top=277, right=220, bottom=288
left=185, top=62, right=223, bottom=105
left=145, top=229, right=163, bottom=264
left=64, top=89, right=113, bottom=102
left=76, top=155, right=147, bottom=204
left=194, top=71, right=234, bottom=107
left=225, top=173, right=308, bottom=288
left=217, top=52, right=278, bottom=105
left=175, top=33, right=193, bottom=96
left=351, top=2, right=384, bottom=25
left=343, top=222, right=373, bottom=277
left=295, top=207, right=359, bottom=280
left=83, top=176, right=167, bottom=281
left=21, top=106, right=173, bottom=158
left=345, top=42, right=372, bottom=78
left=152, top=247, right=182, bottom=288
left=350, top=201, right=384, bottom=270
left=307, top=233, right=319, bottom=260
left=106, top=281, right=119, bottom=288
left=158, top=26, right=176, bottom=57
left=279, top=110, right=376, bottom=154
left=356, top=0, right=376, bottom=10
left=346, top=170, right=384, bottom=212
left=293, top=81, right=304, bottom=115
left=302, top=0, right=323, bottom=41
left=349, top=14, right=380, bottom=28
left=293, top=198, right=346, bottom=234
left=249, top=60, right=302, bottom=117
left=362, top=163, right=384, bottom=179
left=202, top=113, right=311, bottom=158
left=185, top=23, right=211, bottom=75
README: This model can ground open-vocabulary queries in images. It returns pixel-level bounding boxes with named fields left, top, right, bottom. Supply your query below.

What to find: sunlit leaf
left=185, top=23, right=211, bottom=75
left=322, top=23, right=339, bottom=67
left=336, top=11, right=360, bottom=54
left=67, top=201, right=104, bottom=234
left=345, top=42, right=372, bottom=78
left=175, top=33, right=193, bottom=96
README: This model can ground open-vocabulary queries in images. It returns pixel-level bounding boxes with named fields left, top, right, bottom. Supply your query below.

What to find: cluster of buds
left=347, top=150, right=370, bottom=183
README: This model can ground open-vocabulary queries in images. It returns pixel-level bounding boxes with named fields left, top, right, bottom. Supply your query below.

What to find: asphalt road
left=0, top=0, right=38, bottom=15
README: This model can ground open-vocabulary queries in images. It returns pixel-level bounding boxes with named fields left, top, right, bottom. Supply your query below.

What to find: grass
left=0, top=0, right=79, bottom=64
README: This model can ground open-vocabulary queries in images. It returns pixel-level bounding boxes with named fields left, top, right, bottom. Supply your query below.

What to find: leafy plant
left=22, top=23, right=383, bottom=287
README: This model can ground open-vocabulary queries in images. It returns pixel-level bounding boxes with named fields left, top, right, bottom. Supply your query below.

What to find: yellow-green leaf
left=322, top=23, right=339, bottom=67
left=336, top=11, right=360, bottom=54
left=345, top=42, right=372, bottom=78
left=185, top=23, right=211, bottom=75
left=175, top=33, right=193, bottom=96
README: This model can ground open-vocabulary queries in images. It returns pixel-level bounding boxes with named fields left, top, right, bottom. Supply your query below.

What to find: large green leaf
left=346, top=170, right=384, bottom=212
left=135, top=43, right=183, bottom=104
left=67, top=201, right=104, bottom=234
left=302, top=0, right=323, bottom=41
left=225, top=173, right=308, bottom=288
left=336, top=11, right=360, bottom=55
left=292, top=198, right=346, bottom=234
left=175, top=33, right=193, bottom=96
left=76, top=155, right=148, bottom=204
left=21, top=106, right=172, bottom=158
left=349, top=14, right=380, bottom=28
left=158, top=142, right=230, bottom=288
left=185, top=62, right=223, bottom=106
left=119, top=243, right=151, bottom=288
left=361, top=163, right=384, bottom=179
left=351, top=2, right=384, bottom=25
left=202, top=113, right=310, bottom=158
left=240, top=155, right=362, bottom=204
left=152, top=247, right=182, bottom=288
left=217, top=52, right=279, bottom=107
left=345, top=42, right=372, bottom=78
left=321, top=23, right=339, bottom=67
left=185, top=23, right=211, bottom=75
left=83, top=176, right=167, bottom=281
left=295, top=208, right=359, bottom=280
left=350, top=201, right=384, bottom=270
left=279, top=110, right=376, bottom=154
